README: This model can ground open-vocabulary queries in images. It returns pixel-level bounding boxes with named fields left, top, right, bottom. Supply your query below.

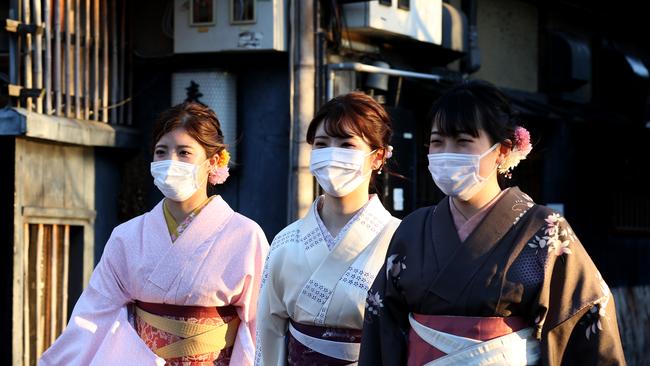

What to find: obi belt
left=287, top=319, right=362, bottom=365
left=407, top=313, right=540, bottom=366
left=134, top=301, right=240, bottom=365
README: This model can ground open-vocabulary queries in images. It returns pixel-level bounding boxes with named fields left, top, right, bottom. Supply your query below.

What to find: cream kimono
left=255, top=195, right=400, bottom=365
left=39, top=196, right=269, bottom=366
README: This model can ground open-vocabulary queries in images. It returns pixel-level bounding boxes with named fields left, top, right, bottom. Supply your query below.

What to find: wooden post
left=126, top=0, right=133, bottom=125
left=23, top=223, right=31, bottom=366
left=33, top=0, right=44, bottom=113
left=44, top=0, right=52, bottom=114
left=110, top=0, right=118, bottom=124
left=75, top=0, right=81, bottom=118
left=118, top=0, right=125, bottom=124
left=22, top=0, right=33, bottom=111
left=50, top=225, right=59, bottom=344
left=35, top=224, right=44, bottom=358
left=43, top=225, right=52, bottom=349
left=93, top=0, right=99, bottom=121
left=65, top=0, right=72, bottom=117
left=54, top=0, right=62, bottom=115
left=61, top=225, right=70, bottom=332
left=101, top=0, right=108, bottom=123
left=84, top=0, right=90, bottom=120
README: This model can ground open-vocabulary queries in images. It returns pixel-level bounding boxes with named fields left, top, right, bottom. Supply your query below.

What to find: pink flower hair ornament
left=498, top=126, right=533, bottom=176
left=208, top=149, right=231, bottom=185
left=385, top=145, right=394, bottom=159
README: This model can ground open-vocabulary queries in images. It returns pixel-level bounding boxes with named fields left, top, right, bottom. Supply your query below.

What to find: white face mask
left=309, top=147, right=375, bottom=197
left=150, top=160, right=208, bottom=202
left=427, top=143, right=499, bottom=201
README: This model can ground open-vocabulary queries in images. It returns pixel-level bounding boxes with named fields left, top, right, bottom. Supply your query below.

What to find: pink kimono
left=39, top=196, right=269, bottom=366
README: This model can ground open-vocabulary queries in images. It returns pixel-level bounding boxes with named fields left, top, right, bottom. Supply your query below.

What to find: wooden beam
left=35, top=223, right=44, bottom=358
left=118, top=0, right=125, bottom=125
left=22, top=223, right=30, bottom=366
left=32, top=0, right=44, bottom=113
left=75, top=0, right=81, bottom=118
left=84, top=0, right=90, bottom=120
left=92, top=0, right=99, bottom=121
left=50, top=225, right=59, bottom=343
left=5, top=18, right=20, bottom=32
left=44, top=0, right=52, bottom=114
left=54, top=0, right=62, bottom=115
left=22, top=0, right=33, bottom=111
left=101, top=0, right=108, bottom=123
left=110, top=0, right=118, bottom=124
left=64, top=0, right=72, bottom=117
left=23, top=206, right=96, bottom=221
left=43, top=225, right=53, bottom=349
left=61, top=225, right=70, bottom=332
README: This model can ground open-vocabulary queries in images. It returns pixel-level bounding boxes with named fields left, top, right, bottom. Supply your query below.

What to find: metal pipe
left=326, top=62, right=442, bottom=100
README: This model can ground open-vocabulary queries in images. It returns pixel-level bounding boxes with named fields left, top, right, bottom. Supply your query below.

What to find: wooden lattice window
left=612, top=191, right=650, bottom=234
left=23, top=223, right=83, bottom=365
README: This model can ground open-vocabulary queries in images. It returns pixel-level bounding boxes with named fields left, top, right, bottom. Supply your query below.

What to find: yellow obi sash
left=135, top=304, right=240, bottom=359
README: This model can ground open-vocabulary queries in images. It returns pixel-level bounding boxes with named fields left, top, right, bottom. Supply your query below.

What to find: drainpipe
left=288, top=0, right=316, bottom=222
left=461, top=0, right=481, bottom=74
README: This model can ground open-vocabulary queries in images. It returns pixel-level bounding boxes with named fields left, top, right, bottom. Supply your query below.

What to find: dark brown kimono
left=359, top=187, right=626, bottom=365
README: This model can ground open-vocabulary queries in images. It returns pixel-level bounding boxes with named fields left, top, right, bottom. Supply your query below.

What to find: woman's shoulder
left=110, top=211, right=149, bottom=238
left=399, top=205, right=435, bottom=228
left=268, top=219, right=302, bottom=252
left=227, top=211, right=270, bottom=246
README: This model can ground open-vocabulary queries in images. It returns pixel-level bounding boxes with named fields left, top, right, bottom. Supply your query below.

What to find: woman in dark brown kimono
left=359, top=80, right=626, bottom=366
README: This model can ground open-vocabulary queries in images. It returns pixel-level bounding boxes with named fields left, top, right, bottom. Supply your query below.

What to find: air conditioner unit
left=171, top=71, right=238, bottom=160
left=174, top=0, right=287, bottom=53
left=343, top=0, right=442, bottom=46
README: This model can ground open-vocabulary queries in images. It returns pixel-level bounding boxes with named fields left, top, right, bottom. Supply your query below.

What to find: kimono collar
left=428, top=187, right=536, bottom=304
left=146, top=195, right=235, bottom=292
left=298, top=194, right=391, bottom=273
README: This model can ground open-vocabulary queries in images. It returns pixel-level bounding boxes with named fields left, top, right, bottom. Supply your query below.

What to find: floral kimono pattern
left=359, top=187, right=626, bottom=366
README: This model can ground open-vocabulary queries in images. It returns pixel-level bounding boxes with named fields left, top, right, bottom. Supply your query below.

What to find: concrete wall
left=473, top=0, right=539, bottom=92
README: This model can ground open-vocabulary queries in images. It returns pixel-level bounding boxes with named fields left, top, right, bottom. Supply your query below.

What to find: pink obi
left=407, top=314, right=530, bottom=366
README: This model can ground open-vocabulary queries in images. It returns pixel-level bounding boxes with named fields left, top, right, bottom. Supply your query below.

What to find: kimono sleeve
left=229, top=221, right=270, bottom=366
left=254, top=235, right=292, bottom=366
left=359, top=231, right=411, bottom=365
left=533, top=213, right=626, bottom=366
left=39, top=226, right=158, bottom=365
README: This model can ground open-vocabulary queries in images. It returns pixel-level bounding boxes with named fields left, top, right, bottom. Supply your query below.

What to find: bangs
left=307, top=103, right=369, bottom=143
left=430, top=90, right=483, bottom=138
left=321, top=114, right=366, bottom=140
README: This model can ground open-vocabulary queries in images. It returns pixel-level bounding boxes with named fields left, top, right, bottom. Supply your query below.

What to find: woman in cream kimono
left=255, top=92, right=401, bottom=365
left=359, top=81, right=625, bottom=365
left=40, top=102, right=269, bottom=366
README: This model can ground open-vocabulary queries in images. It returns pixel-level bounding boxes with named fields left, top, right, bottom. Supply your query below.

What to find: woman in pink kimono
left=40, top=102, right=269, bottom=366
